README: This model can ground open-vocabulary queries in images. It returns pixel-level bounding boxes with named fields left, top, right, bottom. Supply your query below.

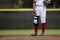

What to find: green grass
left=0, top=29, right=60, bottom=35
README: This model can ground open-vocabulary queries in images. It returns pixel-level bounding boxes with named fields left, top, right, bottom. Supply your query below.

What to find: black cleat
left=31, top=33, right=37, bottom=36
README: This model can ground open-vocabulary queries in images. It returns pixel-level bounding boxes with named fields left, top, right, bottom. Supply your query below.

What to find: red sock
left=42, top=23, right=46, bottom=33
left=34, top=25, right=38, bottom=34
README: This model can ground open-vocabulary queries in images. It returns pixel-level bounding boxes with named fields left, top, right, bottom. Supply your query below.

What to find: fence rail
left=0, top=8, right=60, bottom=11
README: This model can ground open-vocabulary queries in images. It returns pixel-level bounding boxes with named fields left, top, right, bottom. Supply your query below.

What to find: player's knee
left=41, top=21, right=46, bottom=23
left=41, top=17, right=46, bottom=23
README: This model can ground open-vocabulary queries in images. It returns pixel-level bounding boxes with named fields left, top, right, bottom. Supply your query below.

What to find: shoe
left=40, top=33, right=44, bottom=36
left=31, top=33, right=37, bottom=36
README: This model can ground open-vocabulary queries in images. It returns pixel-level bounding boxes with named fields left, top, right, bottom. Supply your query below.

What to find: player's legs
left=39, top=6, right=46, bottom=35
left=32, top=7, right=40, bottom=36
left=33, top=15, right=39, bottom=35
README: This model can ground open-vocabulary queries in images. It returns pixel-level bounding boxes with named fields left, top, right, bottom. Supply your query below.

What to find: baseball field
left=0, top=8, right=60, bottom=40
left=0, top=29, right=60, bottom=40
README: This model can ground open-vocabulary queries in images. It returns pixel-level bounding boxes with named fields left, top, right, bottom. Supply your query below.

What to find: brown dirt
left=0, top=35, right=60, bottom=40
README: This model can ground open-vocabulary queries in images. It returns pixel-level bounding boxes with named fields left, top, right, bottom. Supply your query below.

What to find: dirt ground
left=0, top=35, right=60, bottom=40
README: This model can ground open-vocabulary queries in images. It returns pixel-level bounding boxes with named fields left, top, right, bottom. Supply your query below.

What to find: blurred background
left=0, top=0, right=60, bottom=8
left=0, top=0, right=60, bottom=29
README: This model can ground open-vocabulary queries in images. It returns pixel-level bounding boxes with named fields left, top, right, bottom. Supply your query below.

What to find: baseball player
left=32, top=0, right=51, bottom=36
